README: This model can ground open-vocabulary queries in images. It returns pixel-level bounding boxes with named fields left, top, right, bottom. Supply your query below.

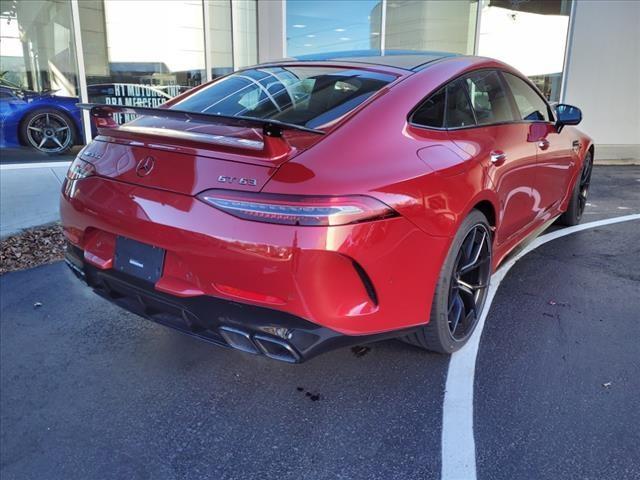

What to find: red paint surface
left=61, top=56, right=592, bottom=336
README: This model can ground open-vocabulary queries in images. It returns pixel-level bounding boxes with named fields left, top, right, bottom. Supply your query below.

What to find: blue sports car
left=0, top=78, right=84, bottom=154
left=0, top=77, right=186, bottom=154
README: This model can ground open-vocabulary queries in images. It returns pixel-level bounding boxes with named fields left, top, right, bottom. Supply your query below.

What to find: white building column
left=562, top=0, right=640, bottom=163
left=203, top=0, right=213, bottom=82
left=257, top=0, right=286, bottom=62
left=70, top=0, right=91, bottom=143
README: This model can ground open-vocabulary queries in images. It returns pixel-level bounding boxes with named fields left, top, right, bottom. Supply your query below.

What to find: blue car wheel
left=20, top=108, right=76, bottom=154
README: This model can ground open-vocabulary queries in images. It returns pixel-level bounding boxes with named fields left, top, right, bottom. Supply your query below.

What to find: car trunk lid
left=78, top=104, right=325, bottom=195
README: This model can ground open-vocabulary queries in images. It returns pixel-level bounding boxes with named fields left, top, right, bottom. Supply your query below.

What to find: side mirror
left=555, top=103, right=582, bottom=129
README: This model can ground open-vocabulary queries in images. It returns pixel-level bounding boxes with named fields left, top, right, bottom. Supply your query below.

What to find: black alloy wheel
left=558, top=151, right=593, bottom=226
left=447, top=224, right=492, bottom=341
left=576, top=153, right=593, bottom=219
left=401, top=209, right=493, bottom=354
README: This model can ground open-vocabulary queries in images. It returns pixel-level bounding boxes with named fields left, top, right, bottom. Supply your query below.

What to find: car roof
left=264, top=49, right=464, bottom=72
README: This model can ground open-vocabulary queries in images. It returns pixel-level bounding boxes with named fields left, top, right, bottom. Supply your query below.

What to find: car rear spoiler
left=77, top=103, right=325, bottom=159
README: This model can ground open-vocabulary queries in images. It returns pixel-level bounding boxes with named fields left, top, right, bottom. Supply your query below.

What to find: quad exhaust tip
left=219, top=326, right=260, bottom=355
left=253, top=334, right=301, bottom=363
left=219, top=326, right=301, bottom=363
left=65, top=253, right=305, bottom=364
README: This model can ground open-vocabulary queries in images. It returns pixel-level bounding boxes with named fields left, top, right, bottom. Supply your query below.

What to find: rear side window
left=445, top=80, right=475, bottom=128
left=172, top=66, right=396, bottom=129
left=411, top=79, right=475, bottom=129
left=411, top=87, right=446, bottom=128
left=502, top=72, right=551, bottom=122
left=464, top=70, right=516, bottom=125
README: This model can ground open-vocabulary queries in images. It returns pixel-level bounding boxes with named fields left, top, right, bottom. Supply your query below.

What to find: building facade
left=1, top=0, right=638, bottom=162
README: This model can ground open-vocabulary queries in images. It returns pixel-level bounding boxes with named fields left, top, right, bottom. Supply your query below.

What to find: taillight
left=94, top=116, right=118, bottom=128
left=92, top=110, right=119, bottom=128
left=66, top=157, right=96, bottom=180
left=197, top=190, right=397, bottom=226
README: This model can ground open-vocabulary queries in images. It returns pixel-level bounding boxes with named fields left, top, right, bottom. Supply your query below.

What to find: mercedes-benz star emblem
left=136, top=156, right=155, bottom=177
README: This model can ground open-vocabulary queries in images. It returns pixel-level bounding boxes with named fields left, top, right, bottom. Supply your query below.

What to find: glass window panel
left=286, top=0, right=383, bottom=57
left=79, top=0, right=206, bottom=122
left=173, top=66, right=395, bottom=128
left=411, top=87, right=445, bottom=128
left=477, top=0, right=572, bottom=102
left=0, top=0, right=79, bottom=95
left=502, top=72, right=551, bottom=122
left=445, top=80, right=475, bottom=128
left=464, top=70, right=515, bottom=125
left=232, top=0, right=258, bottom=69
left=385, top=0, right=478, bottom=54
left=0, top=0, right=83, bottom=154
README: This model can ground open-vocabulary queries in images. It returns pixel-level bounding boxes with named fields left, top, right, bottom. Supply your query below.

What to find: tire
left=402, top=210, right=493, bottom=354
left=557, top=151, right=593, bottom=226
left=20, top=108, right=77, bottom=155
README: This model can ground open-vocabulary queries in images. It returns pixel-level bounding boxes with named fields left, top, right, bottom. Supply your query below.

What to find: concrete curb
left=0, top=161, right=72, bottom=170
left=594, top=159, right=640, bottom=166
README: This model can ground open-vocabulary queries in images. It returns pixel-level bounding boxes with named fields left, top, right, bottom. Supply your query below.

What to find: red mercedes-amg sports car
left=61, top=52, right=593, bottom=363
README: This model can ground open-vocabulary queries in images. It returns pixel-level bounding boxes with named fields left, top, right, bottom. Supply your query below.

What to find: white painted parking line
left=441, top=213, right=640, bottom=480
left=0, top=161, right=71, bottom=171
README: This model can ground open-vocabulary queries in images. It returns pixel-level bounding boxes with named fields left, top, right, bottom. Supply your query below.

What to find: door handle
left=490, top=151, right=507, bottom=165
left=538, top=139, right=550, bottom=150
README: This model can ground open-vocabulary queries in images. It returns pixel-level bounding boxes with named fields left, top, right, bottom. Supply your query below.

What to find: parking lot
left=1, top=166, right=638, bottom=480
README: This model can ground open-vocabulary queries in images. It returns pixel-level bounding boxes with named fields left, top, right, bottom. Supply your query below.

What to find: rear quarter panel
left=263, top=56, right=503, bottom=239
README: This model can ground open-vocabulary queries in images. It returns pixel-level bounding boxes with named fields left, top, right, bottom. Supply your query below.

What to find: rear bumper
left=65, top=244, right=415, bottom=363
left=60, top=176, right=451, bottom=336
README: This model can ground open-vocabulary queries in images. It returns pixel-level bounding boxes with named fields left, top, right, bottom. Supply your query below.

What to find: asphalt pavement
left=476, top=220, right=640, bottom=480
left=1, top=166, right=639, bottom=480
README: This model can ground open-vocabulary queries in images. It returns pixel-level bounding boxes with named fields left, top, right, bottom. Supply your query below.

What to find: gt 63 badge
left=218, top=175, right=258, bottom=186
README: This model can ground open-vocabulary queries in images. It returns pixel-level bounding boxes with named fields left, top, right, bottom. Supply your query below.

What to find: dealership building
left=0, top=0, right=638, bottom=163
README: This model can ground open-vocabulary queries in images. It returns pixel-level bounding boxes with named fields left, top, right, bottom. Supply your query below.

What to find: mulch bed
left=0, top=224, right=66, bottom=275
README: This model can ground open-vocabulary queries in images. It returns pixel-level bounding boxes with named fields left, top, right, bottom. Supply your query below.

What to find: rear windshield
left=171, top=66, right=396, bottom=129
